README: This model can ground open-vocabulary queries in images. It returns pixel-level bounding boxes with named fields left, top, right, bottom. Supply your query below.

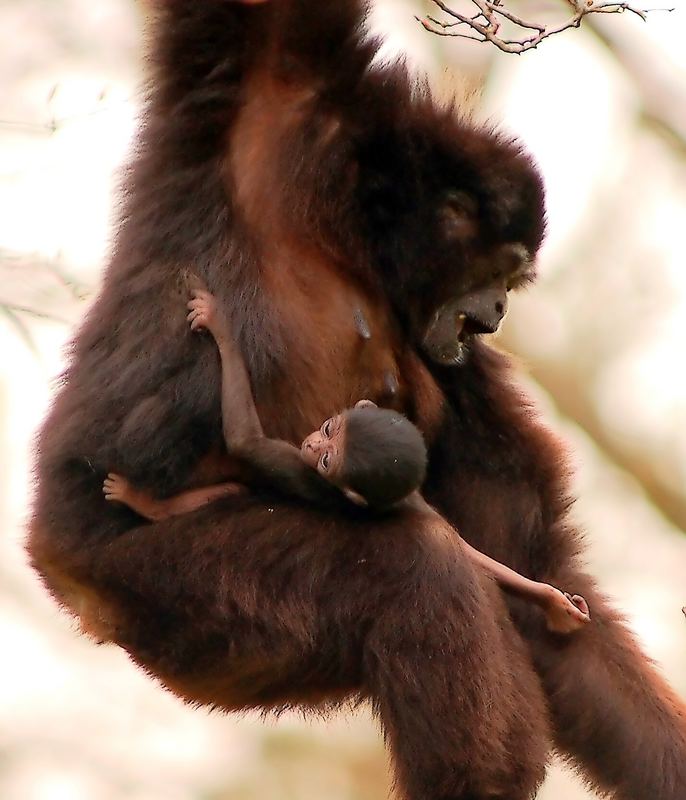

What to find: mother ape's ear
left=355, top=399, right=377, bottom=409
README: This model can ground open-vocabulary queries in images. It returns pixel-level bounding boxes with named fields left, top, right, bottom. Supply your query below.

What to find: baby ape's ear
left=343, top=487, right=368, bottom=507
left=355, top=399, right=377, bottom=409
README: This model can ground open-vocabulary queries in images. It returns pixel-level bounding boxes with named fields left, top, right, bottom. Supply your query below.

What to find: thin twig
left=0, top=98, right=130, bottom=136
left=0, top=301, right=72, bottom=326
left=419, top=0, right=674, bottom=54
left=0, top=306, right=39, bottom=354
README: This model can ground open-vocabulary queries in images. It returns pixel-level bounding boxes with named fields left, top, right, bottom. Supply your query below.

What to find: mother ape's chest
left=226, top=71, right=444, bottom=444
left=253, top=239, right=410, bottom=444
left=226, top=77, right=395, bottom=442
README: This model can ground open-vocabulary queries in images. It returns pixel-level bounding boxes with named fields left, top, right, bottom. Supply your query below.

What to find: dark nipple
left=353, top=307, right=372, bottom=340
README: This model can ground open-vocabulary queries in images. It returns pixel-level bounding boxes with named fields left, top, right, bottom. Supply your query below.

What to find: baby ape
left=28, top=2, right=686, bottom=799
left=104, top=283, right=590, bottom=635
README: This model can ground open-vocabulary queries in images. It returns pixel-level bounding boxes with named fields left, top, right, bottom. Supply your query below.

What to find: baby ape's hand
left=542, top=586, right=591, bottom=634
left=187, top=289, right=220, bottom=336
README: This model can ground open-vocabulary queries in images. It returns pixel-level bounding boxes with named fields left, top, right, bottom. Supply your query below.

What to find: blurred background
left=1, top=1, right=684, bottom=798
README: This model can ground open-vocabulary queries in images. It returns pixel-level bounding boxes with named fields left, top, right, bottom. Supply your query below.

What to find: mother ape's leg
left=429, top=347, right=686, bottom=798
left=517, top=566, right=686, bottom=800
left=86, top=500, right=548, bottom=798
left=359, top=525, right=549, bottom=800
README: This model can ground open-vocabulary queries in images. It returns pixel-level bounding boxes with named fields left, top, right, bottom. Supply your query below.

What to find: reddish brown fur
left=28, top=2, right=686, bottom=799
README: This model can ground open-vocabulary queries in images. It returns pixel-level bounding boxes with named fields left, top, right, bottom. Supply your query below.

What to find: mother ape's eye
left=441, top=191, right=478, bottom=240
left=320, top=452, right=331, bottom=471
left=322, top=419, right=333, bottom=438
left=445, top=190, right=478, bottom=216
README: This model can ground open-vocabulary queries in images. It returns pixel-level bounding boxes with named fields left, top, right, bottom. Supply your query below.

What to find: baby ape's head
left=300, top=401, right=427, bottom=509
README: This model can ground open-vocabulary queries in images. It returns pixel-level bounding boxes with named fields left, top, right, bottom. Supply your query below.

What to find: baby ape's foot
left=103, top=473, right=162, bottom=520
left=103, top=473, right=134, bottom=505
left=543, top=587, right=591, bottom=634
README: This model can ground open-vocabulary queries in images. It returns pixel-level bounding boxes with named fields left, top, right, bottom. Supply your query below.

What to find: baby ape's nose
left=301, top=432, right=323, bottom=450
left=300, top=432, right=324, bottom=469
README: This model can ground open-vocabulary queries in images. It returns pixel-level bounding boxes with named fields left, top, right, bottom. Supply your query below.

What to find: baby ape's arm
left=104, top=287, right=342, bottom=520
left=188, top=289, right=264, bottom=449
left=459, top=536, right=590, bottom=634
left=187, top=287, right=345, bottom=507
left=410, top=497, right=589, bottom=633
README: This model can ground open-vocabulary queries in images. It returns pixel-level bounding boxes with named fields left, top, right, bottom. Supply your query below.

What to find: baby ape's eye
left=320, top=452, right=331, bottom=471
left=322, top=419, right=333, bottom=438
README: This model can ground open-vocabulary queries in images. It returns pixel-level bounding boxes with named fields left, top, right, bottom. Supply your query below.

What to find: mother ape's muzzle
left=423, top=285, right=508, bottom=366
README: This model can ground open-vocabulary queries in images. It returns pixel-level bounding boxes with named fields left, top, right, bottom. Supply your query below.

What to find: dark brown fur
left=28, top=2, right=686, bottom=799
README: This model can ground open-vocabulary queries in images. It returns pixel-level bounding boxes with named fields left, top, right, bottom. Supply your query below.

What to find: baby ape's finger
left=567, top=604, right=590, bottom=626
left=190, top=316, right=206, bottom=331
left=572, top=595, right=590, bottom=617
left=188, top=300, right=211, bottom=318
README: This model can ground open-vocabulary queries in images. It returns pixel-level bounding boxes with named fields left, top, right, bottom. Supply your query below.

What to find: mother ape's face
left=401, top=156, right=545, bottom=367
left=421, top=228, right=536, bottom=366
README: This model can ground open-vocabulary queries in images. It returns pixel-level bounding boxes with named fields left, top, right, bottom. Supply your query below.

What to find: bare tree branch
left=418, top=0, right=673, bottom=54
left=521, top=352, right=686, bottom=534
left=583, top=15, right=686, bottom=152
left=0, top=306, right=39, bottom=355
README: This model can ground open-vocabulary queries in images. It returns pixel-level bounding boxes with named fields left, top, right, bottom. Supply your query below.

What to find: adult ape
left=29, top=3, right=553, bottom=798
left=27, top=1, right=686, bottom=799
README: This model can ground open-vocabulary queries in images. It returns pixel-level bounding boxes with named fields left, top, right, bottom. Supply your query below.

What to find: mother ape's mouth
left=424, top=309, right=501, bottom=366
left=455, top=313, right=498, bottom=340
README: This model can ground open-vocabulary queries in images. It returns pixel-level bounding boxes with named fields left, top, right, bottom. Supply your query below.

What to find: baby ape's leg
left=103, top=473, right=244, bottom=521
left=363, top=531, right=549, bottom=800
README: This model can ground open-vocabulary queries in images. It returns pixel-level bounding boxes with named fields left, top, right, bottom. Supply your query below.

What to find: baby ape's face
left=301, top=401, right=426, bottom=509
left=300, top=414, right=348, bottom=482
